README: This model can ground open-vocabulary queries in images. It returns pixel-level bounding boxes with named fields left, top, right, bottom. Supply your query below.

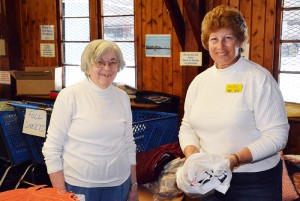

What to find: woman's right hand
left=128, top=185, right=139, bottom=201
left=184, top=145, right=199, bottom=159
left=49, top=171, right=67, bottom=193
left=59, top=187, right=67, bottom=194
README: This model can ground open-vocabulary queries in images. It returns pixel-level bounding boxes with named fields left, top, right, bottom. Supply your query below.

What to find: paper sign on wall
left=180, top=52, right=202, bottom=66
left=41, top=25, right=55, bottom=40
left=0, top=39, right=6, bottom=56
left=40, top=43, right=55, bottom=57
left=0, top=71, right=11, bottom=84
left=23, top=108, right=47, bottom=138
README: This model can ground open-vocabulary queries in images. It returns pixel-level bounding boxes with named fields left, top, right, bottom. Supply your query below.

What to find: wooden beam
left=164, top=0, right=185, bottom=50
left=184, top=0, right=205, bottom=51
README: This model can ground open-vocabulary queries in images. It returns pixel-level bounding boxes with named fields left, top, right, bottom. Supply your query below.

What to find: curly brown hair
left=201, top=5, right=248, bottom=51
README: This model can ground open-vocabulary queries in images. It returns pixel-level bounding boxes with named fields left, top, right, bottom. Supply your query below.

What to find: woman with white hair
left=43, top=40, right=138, bottom=201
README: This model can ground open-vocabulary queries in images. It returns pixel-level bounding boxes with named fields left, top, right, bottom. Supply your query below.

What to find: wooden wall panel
left=183, top=1, right=202, bottom=96
left=0, top=0, right=21, bottom=99
left=250, top=0, right=266, bottom=67
left=171, top=0, right=183, bottom=99
left=135, top=0, right=187, bottom=119
left=135, top=0, right=143, bottom=89
left=213, top=0, right=229, bottom=7
left=136, top=0, right=185, bottom=100
left=140, top=0, right=152, bottom=90
left=89, top=0, right=99, bottom=39
left=0, top=9, right=9, bottom=71
left=151, top=0, right=163, bottom=92
left=264, top=0, right=276, bottom=73
left=19, top=0, right=58, bottom=67
left=229, top=0, right=239, bottom=9
left=162, top=1, right=173, bottom=94
left=239, top=0, right=252, bottom=59
left=172, top=29, right=183, bottom=97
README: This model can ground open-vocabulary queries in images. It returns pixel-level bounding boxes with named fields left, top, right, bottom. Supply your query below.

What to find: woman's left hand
left=128, top=186, right=139, bottom=201
left=227, top=154, right=238, bottom=171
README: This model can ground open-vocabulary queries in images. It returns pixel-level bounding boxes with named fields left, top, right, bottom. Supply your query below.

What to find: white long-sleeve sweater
left=42, top=78, right=136, bottom=187
left=179, top=57, right=289, bottom=172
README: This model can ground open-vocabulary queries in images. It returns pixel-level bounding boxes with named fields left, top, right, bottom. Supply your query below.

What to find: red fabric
left=49, top=92, right=59, bottom=98
left=0, top=185, right=79, bottom=201
left=136, top=141, right=184, bottom=184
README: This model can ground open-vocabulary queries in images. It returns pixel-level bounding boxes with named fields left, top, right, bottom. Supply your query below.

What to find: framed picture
left=145, top=34, right=171, bottom=57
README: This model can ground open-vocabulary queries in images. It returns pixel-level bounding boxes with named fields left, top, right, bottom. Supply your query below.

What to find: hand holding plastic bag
left=176, top=153, right=232, bottom=196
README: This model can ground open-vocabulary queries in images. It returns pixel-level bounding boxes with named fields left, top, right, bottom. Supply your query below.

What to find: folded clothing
left=136, top=141, right=184, bottom=184
left=149, top=158, right=186, bottom=200
left=49, top=90, right=60, bottom=98
left=176, top=153, right=232, bottom=195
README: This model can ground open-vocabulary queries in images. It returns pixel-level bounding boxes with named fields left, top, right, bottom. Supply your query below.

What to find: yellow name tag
left=225, top=84, right=243, bottom=93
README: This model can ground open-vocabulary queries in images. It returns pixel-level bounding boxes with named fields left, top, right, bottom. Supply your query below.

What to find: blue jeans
left=199, top=160, right=282, bottom=201
left=65, top=176, right=131, bottom=201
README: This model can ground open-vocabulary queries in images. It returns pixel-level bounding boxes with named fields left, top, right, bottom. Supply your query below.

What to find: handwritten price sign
left=23, top=108, right=47, bottom=138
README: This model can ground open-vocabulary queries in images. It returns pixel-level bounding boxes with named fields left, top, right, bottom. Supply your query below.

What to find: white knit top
left=42, top=78, right=136, bottom=187
left=179, top=57, right=289, bottom=172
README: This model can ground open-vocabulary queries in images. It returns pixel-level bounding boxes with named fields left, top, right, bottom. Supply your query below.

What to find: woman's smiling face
left=88, top=51, right=118, bottom=89
left=208, top=28, right=241, bottom=69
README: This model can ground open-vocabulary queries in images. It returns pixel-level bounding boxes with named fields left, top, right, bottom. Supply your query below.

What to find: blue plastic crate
left=8, top=102, right=53, bottom=163
left=0, top=102, right=31, bottom=165
left=132, top=110, right=179, bottom=152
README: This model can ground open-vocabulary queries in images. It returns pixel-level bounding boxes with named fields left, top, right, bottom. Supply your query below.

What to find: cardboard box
left=10, top=67, right=62, bottom=95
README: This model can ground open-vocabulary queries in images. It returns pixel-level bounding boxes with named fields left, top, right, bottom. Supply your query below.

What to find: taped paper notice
left=40, top=43, right=55, bottom=57
left=0, top=71, right=11, bottom=84
left=23, top=108, right=47, bottom=138
left=180, top=52, right=202, bottom=66
left=0, top=39, right=6, bottom=56
left=41, top=25, right=55, bottom=40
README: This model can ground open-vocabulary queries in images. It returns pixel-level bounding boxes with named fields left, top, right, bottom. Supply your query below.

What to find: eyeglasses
left=95, top=59, right=120, bottom=70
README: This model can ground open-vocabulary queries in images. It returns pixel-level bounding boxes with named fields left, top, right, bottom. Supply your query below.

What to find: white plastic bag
left=176, top=153, right=232, bottom=196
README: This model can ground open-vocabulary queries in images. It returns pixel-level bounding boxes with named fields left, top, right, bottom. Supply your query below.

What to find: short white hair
left=80, top=39, right=126, bottom=76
